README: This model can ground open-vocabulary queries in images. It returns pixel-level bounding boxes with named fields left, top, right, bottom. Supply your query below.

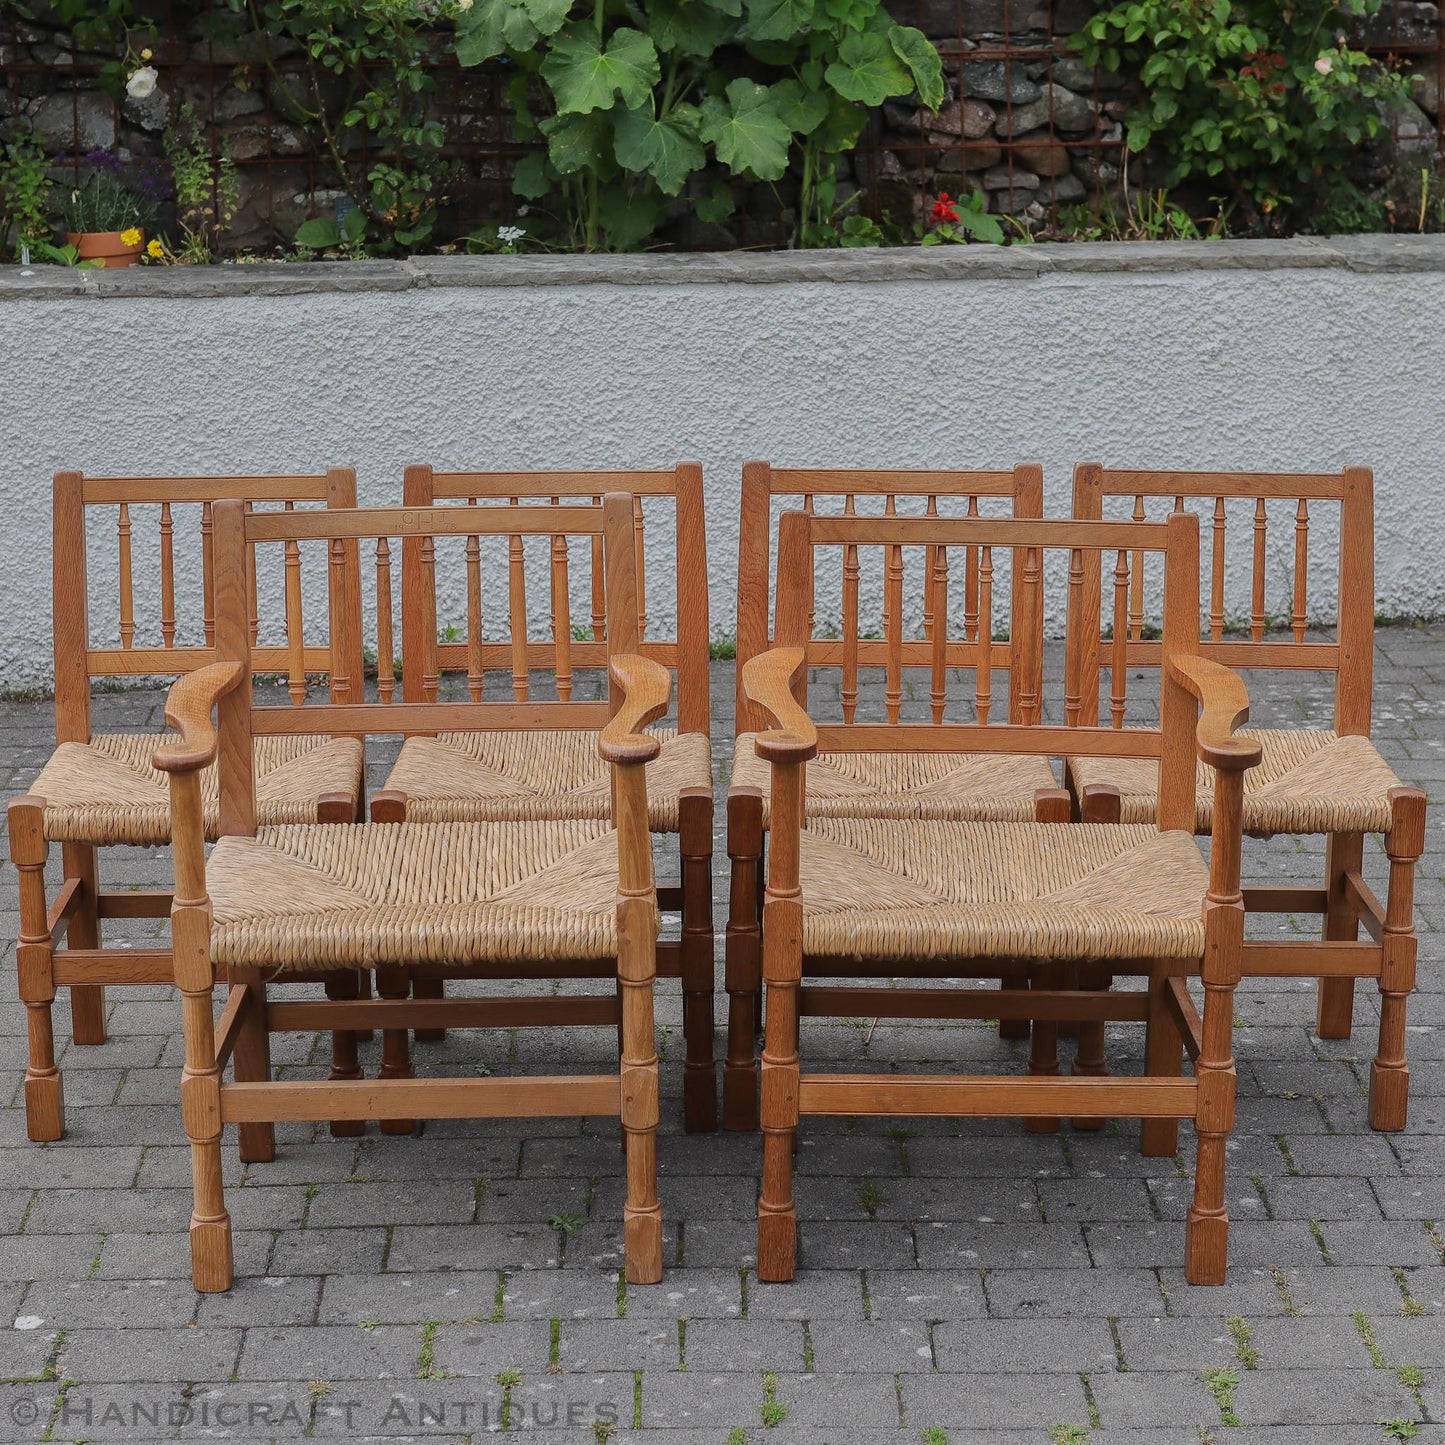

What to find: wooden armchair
left=10, top=470, right=366, bottom=1143
left=743, top=508, right=1260, bottom=1285
left=154, top=494, right=667, bottom=1291
left=726, top=463, right=1055, bottom=1129
left=1067, top=466, right=1426, bottom=1130
left=370, top=464, right=715, bottom=1130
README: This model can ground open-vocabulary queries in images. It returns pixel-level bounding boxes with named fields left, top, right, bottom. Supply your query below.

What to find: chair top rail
left=245, top=504, right=608, bottom=542
left=760, top=466, right=1021, bottom=496
left=422, top=468, right=686, bottom=497
left=78, top=474, right=339, bottom=504
left=1084, top=468, right=1353, bottom=500
left=805, top=514, right=1174, bottom=550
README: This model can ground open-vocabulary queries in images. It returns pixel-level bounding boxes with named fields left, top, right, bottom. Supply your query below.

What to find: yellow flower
left=140, top=47, right=153, bottom=60
left=147, top=239, right=165, bottom=259
left=121, top=228, right=142, bottom=247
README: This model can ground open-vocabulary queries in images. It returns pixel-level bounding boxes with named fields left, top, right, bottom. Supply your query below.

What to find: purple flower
left=81, top=147, right=123, bottom=175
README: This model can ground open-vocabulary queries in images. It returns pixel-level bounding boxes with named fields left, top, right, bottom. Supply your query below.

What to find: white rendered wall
left=1, top=238, right=1442, bottom=689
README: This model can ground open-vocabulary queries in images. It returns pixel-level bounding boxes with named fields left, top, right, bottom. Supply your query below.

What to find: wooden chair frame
left=726, top=462, right=1049, bottom=1129
left=1069, top=465, right=1425, bottom=1130
left=10, top=469, right=364, bottom=1143
left=744, top=508, right=1260, bottom=1285
left=377, top=463, right=715, bottom=1131
left=155, top=494, right=666, bottom=1291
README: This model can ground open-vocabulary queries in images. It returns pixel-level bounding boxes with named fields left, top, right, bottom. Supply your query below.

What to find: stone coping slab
left=3, top=233, right=1444, bottom=300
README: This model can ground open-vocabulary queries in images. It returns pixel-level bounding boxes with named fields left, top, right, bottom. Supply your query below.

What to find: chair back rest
left=775, top=508, right=1206, bottom=832
left=53, top=468, right=364, bottom=743
left=209, top=494, right=640, bottom=836
left=736, top=462, right=1045, bottom=734
left=1071, top=464, right=1374, bottom=735
left=401, top=464, right=708, bottom=735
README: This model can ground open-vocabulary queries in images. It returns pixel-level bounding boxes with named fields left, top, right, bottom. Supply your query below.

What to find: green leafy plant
left=159, top=103, right=241, bottom=262
left=33, top=241, right=104, bottom=268
left=217, top=0, right=463, bottom=248
left=921, top=187, right=1003, bottom=245
left=0, top=124, right=54, bottom=258
left=1381, top=1421, right=1421, bottom=1441
left=455, top=0, right=943, bottom=251
left=62, top=170, right=154, bottom=234
left=296, top=205, right=370, bottom=253
left=1074, top=0, right=1409, bottom=231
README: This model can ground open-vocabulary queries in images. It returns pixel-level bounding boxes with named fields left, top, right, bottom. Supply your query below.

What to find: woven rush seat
left=731, top=735, right=1059, bottom=824
left=208, top=818, right=631, bottom=970
left=798, top=818, right=1209, bottom=962
left=1069, top=729, right=1401, bottom=834
left=30, top=734, right=364, bottom=845
left=381, top=728, right=712, bottom=831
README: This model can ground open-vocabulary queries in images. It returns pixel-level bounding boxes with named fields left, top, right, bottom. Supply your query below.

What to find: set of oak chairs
left=9, top=463, right=1423, bottom=1296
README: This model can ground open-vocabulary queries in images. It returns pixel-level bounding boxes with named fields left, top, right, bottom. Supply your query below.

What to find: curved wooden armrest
left=598, top=654, right=671, bottom=765
left=1167, top=653, right=1262, bottom=773
left=154, top=662, right=245, bottom=774
left=742, top=647, right=818, bottom=764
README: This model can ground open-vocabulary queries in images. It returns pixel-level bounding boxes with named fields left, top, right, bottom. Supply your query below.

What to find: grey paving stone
left=681, top=1318, right=806, bottom=1371
left=757, top=1370, right=903, bottom=1429
left=1319, top=1219, right=1444, bottom=1266
left=385, top=1223, right=562, bottom=1273
left=1086, top=1370, right=1222, bottom=1429
left=420, top=1320, right=554, bottom=1377
left=238, top=1324, right=427, bottom=1381
left=621, top=1267, right=740, bottom=1319
left=556, top=1318, right=680, bottom=1371
left=1246, top=1313, right=1384, bottom=1368
left=933, top=1316, right=1117, bottom=1373
left=318, top=1269, right=501, bottom=1325
left=1370, top=1313, right=1445, bottom=1365
left=1230, top=1367, right=1420, bottom=1425
left=798, top=1220, right=918, bottom=1271
left=745, top=1268, right=867, bottom=1320
left=20, top=1277, right=199, bottom=1331
left=902, top=1370, right=1089, bottom=1429
left=916, top=1220, right=1090, bottom=1270
left=1279, top=1263, right=1417, bottom=1315
left=62, top=1326, right=244, bottom=1383
left=807, top=1317, right=935, bottom=1371
left=1257, top=1174, right=1386, bottom=1220
left=266, top=1226, right=391, bottom=1278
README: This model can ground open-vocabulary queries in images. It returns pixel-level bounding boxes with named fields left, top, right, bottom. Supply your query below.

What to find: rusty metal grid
left=2, top=1, right=1441, bottom=251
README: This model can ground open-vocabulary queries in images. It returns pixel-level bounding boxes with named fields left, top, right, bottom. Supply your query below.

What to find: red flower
left=930, top=192, right=960, bottom=224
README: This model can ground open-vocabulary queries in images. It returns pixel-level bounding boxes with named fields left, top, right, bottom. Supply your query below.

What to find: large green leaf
left=824, top=28, right=912, bottom=106
left=770, top=77, right=829, bottom=136
left=522, top=0, right=573, bottom=34
left=695, top=176, right=736, bottom=222
left=455, top=0, right=525, bottom=65
left=614, top=103, right=706, bottom=194
left=744, top=0, right=816, bottom=41
left=647, top=0, right=739, bottom=55
left=542, top=26, right=661, bottom=115
left=597, top=183, right=669, bottom=249
left=705, top=0, right=744, bottom=13
left=888, top=24, right=944, bottom=109
left=511, top=150, right=553, bottom=197
left=455, top=0, right=571, bottom=62
left=541, top=109, right=617, bottom=174
left=699, top=78, right=792, bottom=179
left=811, top=88, right=867, bottom=151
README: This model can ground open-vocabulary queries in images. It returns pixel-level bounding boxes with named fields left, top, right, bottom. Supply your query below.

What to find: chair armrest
left=154, top=662, right=245, bottom=774
left=599, top=654, right=672, bottom=765
left=741, top=648, right=818, bottom=764
left=1167, top=654, right=1262, bottom=773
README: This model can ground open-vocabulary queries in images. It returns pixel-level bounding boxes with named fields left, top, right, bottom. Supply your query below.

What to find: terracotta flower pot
left=66, top=230, right=145, bottom=268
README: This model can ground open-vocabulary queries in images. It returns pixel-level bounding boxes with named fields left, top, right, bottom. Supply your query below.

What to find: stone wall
left=5, top=2, right=1442, bottom=252
left=2, top=236, right=1444, bottom=691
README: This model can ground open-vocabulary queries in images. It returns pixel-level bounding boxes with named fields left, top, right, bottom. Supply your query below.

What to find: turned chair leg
left=375, top=966, right=416, bottom=1135
left=231, top=968, right=275, bottom=1164
left=619, top=900, right=663, bottom=1285
left=1370, top=789, right=1425, bottom=1132
left=410, top=974, right=446, bottom=1043
left=679, top=788, right=718, bottom=1133
left=1316, top=830, right=1363, bottom=1040
left=62, top=841, right=107, bottom=1046
left=724, top=789, right=763, bottom=1131
left=757, top=761, right=803, bottom=1282
left=11, top=798, right=64, bottom=1142
left=325, top=972, right=366, bottom=1138
left=171, top=772, right=232, bottom=1292
left=1141, top=961, right=1182, bottom=1158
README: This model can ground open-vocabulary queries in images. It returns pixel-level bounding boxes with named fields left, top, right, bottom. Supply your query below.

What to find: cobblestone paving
left=0, top=642, right=1443, bottom=1444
